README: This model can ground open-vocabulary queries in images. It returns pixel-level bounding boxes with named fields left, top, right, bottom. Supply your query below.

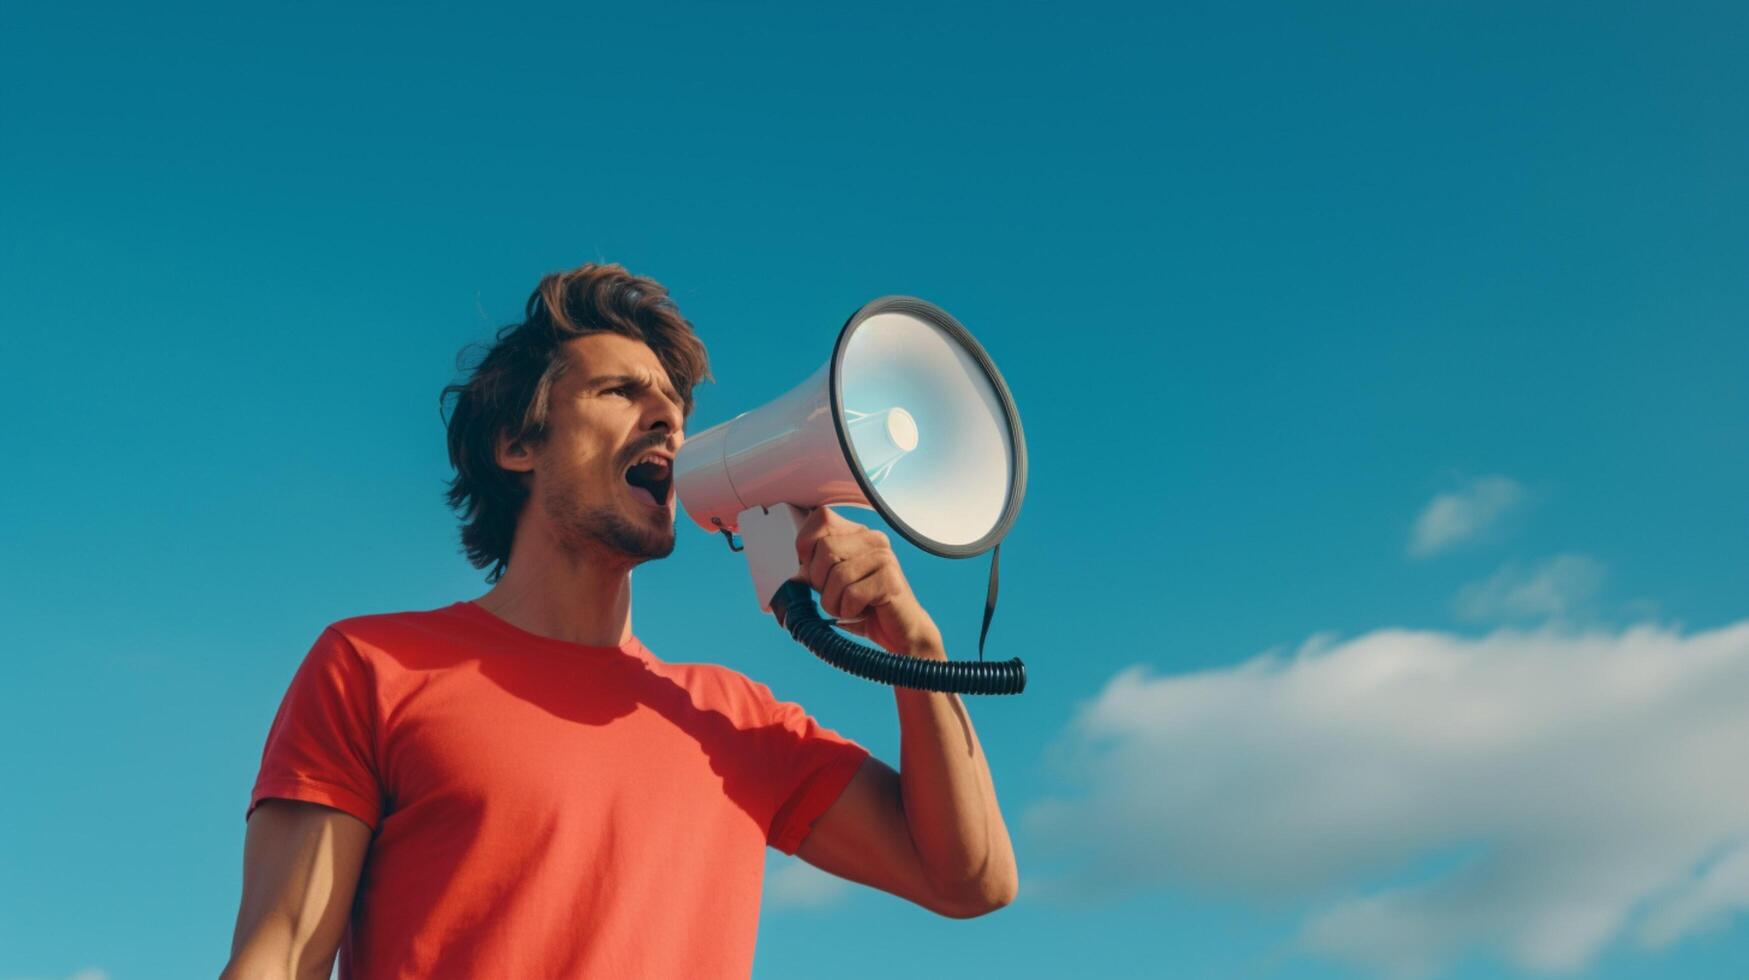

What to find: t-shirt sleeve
left=746, top=684, right=870, bottom=855
left=248, top=627, right=385, bottom=829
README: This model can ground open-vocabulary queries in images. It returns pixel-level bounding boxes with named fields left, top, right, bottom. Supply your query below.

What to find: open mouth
left=623, top=454, right=674, bottom=509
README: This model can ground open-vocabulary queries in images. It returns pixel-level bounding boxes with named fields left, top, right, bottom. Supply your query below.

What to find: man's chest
left=373, top=659, right=760, bottom=840
left=341, top=649, right=776, bottom=976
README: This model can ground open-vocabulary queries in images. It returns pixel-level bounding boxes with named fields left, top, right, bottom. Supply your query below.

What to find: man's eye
left=606, top=385, right=633, bottom=397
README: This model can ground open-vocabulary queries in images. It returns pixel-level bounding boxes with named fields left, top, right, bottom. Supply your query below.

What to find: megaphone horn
left=674, top=297, right=1028, bottom=695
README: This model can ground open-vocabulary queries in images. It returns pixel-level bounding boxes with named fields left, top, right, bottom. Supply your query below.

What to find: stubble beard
left=541, top=478, right=676, bottom=565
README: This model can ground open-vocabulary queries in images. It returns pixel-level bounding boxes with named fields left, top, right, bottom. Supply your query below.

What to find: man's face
left=512, top=332, right=686, bottom=565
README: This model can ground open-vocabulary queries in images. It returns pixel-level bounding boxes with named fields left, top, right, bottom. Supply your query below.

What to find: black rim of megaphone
left=827, top=296, right=1028, bottom=559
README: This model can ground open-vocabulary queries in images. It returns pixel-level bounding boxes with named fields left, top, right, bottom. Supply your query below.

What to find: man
left=222, top=263, right=1018, bottom=979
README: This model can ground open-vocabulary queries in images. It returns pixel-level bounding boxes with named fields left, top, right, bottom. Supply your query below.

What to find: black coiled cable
left=769, top=580, right=1026, bottom=695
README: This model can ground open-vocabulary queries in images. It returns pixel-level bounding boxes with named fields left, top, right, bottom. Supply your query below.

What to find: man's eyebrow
left=582, top=373, right=682, bottom=403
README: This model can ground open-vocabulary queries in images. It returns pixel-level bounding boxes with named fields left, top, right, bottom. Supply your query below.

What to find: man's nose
left=645, top=395, right=684, bottom=444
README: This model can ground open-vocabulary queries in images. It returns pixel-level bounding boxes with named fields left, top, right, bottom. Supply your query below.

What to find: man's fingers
left=808, top=533, right=869, bottom=598
left=794, top=506, right=857, bottom=566
left=836, top=570, right=898, bottom=623
left=792, top=509, right=912, bottom=623
left=806, top=528, right=893, bottom=592
left=805, top=534, right=844, bottom=592
left=819, top=552, right=887, bottom=617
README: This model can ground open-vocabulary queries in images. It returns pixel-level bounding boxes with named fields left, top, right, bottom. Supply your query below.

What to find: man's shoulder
left=321, top=603, right=470, bottom=655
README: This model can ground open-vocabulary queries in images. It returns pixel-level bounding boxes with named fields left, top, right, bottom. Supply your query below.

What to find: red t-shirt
left=249, top=601, right=868, bottom=979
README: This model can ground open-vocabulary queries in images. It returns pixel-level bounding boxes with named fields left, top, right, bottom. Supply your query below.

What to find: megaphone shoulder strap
left=978, top=544, right=1000, bottom=662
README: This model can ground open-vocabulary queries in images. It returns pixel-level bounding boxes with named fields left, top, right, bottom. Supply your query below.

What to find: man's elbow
left=219, top=954, right=334, bottom=980
left=220, top=928, right=337, bottom=980
left=930, top=869, right=1019, bottom=919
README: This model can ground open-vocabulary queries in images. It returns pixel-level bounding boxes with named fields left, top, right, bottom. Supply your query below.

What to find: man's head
left=442, top=264, right=712, bottom=580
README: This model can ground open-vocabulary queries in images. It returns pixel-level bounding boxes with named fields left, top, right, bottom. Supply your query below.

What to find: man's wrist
left=902, top=631, right=948, bottom=661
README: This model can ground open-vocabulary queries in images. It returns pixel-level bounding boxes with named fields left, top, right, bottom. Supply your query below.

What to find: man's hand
left=793, top=507, right=944, bottom=658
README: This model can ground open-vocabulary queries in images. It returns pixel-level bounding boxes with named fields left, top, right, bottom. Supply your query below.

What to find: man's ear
left=495, top=431, right=537, bottom=474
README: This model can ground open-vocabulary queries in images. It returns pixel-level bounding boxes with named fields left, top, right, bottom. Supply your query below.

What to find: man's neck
left=473, top=523, right=636, bottom=648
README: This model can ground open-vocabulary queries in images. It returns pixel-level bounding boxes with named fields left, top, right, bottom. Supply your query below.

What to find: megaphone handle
left=738, top=504, right=813, bottom=614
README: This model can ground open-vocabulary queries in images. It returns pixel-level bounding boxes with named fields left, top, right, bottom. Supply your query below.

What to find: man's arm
left=221, top=799, right=371, bottom=980
left=791, top=508, right=1019, bottom=917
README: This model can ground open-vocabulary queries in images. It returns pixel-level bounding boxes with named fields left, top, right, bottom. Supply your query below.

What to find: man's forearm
left=894, top=638, right=1019, bottom=912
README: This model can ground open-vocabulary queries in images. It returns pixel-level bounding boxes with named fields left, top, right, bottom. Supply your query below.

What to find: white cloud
left=764, top=854, right=850, bottom=909
left=1026, top=619, right=1749, bottom=977
left=1409, top=476, right=1524, bottom=558
left=1637, top=841, right=1749, bottom=949
left=1453, top=554, right=1606, bottom=622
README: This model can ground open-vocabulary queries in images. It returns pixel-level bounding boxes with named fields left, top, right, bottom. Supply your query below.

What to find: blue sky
left=3, top=2, right=1746, bottom=978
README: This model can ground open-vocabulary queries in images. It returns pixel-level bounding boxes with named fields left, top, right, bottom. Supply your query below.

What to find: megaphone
left=674, top=296, right=1028, bottom=695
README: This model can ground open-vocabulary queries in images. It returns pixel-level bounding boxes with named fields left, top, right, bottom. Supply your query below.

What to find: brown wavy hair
left=441, top=263, right=712, bottom=581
